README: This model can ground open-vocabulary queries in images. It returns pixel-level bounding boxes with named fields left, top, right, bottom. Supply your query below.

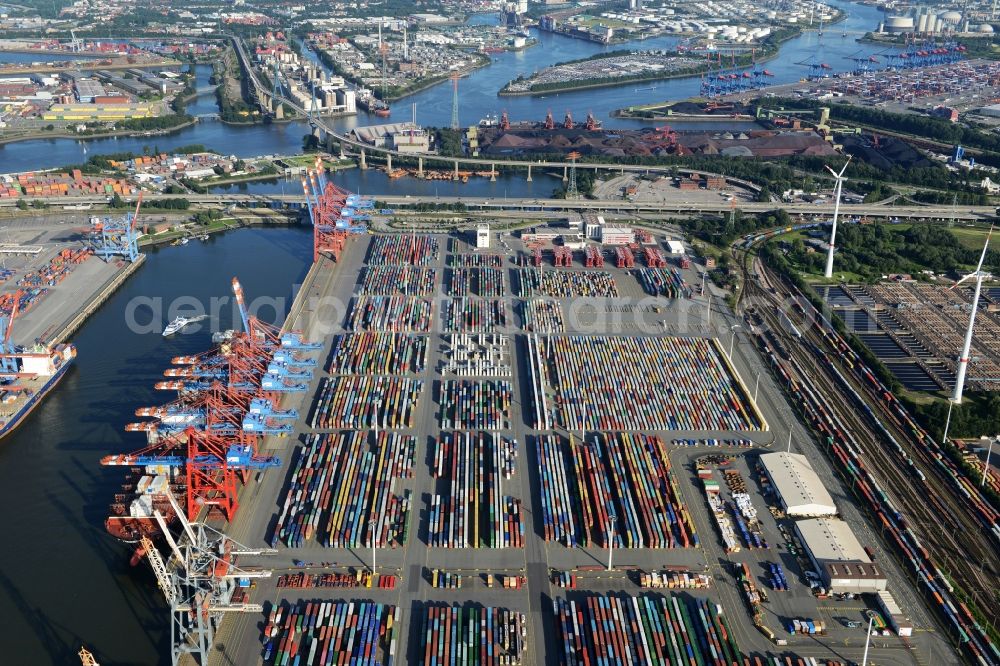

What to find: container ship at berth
left=0, top=292, right=76, bottom=441
left=0, top=343, right=76, bottom=440
left=101, top=276, right=322, bottom=547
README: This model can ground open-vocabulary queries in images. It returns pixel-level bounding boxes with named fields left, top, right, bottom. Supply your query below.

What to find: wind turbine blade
left=838, top=154, right=853, bottom=177
left=824, top=165, right=838, bottom=178
left=975, top=227, right=991, bottom=273
left=951, top=273, right=974, bottom=290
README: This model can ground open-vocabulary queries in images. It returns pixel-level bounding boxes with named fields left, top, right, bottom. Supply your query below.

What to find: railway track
left=733, top=240, right=999, bottom=664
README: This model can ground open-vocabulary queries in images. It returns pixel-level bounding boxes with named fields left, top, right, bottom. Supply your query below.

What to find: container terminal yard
left=87, top=166, right=1000, bottom=666
left=0, top=210, right=143, bottom=441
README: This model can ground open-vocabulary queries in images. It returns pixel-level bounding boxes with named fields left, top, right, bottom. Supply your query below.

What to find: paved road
left=1, top=192, right=994, bottom=221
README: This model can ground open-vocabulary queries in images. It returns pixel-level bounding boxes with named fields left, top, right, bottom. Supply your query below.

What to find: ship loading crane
left=91, top=191, right=142, bottom=263
left=138, top=487, right=275, bottom=666
left=301, top=157, right=368, bottom=263
left=102, top=276, right=321, bottom=541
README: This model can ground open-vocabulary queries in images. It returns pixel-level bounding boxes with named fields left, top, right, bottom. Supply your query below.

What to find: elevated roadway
left=4, top=190, right=995, bottom=221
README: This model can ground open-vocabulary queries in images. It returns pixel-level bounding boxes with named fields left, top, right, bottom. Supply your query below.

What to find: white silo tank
left=917, top=14, right=929, bottom=32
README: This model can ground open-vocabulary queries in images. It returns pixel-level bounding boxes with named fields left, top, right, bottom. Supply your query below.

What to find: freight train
left=755, top=285, right=999, bottom=665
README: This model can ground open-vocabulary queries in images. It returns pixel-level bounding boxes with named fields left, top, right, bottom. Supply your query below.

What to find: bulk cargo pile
left=260, top=600, right=399, bottom=666
left=311, top=376, right=423, bottom=429
left=272, top=432, right=414, bottom=548
left=347, top=296, right=434, bottom=332
left=531, top=335, right=765, bottom=432
left=442, top=298, right=508, bottom=333
left=535, top=433, right=697, bottom=548
left=439, top=380, right=513, bottom=430
left=429, top=432, right=524, bottom=548
left=515, top=268, right=619, bottom=298
left=552, top=593, right=743, bottom=666
left=367, top=234, right=440, bottom=265
left=635, top=267, right=691, bottom=299
left=447, top=267, right=506, bottom=298
left=420, top=605, right=526, bottom=666
left=327, top=332, right=428, bottom=375
left=521, top=299, right=565, bottom=333
left=360, top=266, right=437, bottom=296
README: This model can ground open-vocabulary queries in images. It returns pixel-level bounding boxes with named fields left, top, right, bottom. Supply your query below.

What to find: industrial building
left=600, top=226, right=634, bottom=246
left=43, top=103, right=154, bottom=121
left=390, top=128, right=430, bottom=153
left=666, top=240, right=685, bottom=255
left=759, top=451, right=838, bottom=518
left=794, top=518, right=887, bottom=594
left=74, top=77, right=105, bottom=103
left=475, top=225, right=490, bottom=249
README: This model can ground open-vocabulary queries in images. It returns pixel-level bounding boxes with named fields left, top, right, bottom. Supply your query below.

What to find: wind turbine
left=951, top=226, right=992, bottom=405
left=824, top=155, right=851, bottom=279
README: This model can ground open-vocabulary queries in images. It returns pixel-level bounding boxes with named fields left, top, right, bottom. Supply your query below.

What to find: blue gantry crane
left=92, top=191, right=142, bottom=263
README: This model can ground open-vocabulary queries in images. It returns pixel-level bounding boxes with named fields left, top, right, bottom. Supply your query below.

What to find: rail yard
left=91, top=169, right=999, bottom=666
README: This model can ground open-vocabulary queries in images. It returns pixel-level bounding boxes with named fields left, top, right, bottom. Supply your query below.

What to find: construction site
left=474, top=110, right=837, bottom=158
left=87, top=156, right=986, bottom=666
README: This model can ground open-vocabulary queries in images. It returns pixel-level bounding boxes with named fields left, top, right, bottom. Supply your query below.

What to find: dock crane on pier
left=0, top=291, right=21, bottom=376
left=138, top=487, right=275, bottom=666
left=301, top=161, right=368, bottom=264
left=78, top=647, right=99, bottom=666
left=92, top=191, right=142, bottom=263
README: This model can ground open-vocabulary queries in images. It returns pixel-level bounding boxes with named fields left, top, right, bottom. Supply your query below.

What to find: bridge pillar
left=453, top=160, right=459, bottom=181
left=338, top=142, right=346, bottom=160
left=418, top=157, right=424, bottom=177
left=360, top=149, right=367, bottom=170
left=490, top=163, right=496, bottom=182
left=386, top=153, right=392, bottom=172
left=275, top=102, right=284, bottom=120
left=526, top=164, right=532, bottom=182
left=562, top=166, right=568, bottom=183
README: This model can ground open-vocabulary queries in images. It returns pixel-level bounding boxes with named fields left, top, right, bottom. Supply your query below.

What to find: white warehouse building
left=759, top=452, right=837, bottom=518
left=795, top=518, right=887, bottom=594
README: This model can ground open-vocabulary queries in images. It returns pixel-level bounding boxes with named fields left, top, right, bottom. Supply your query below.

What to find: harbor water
left=1, top=0, right=887, bottom=173
left=0, top=1, right=896, bottom=661
left=0, top=227, right=311, bottom=664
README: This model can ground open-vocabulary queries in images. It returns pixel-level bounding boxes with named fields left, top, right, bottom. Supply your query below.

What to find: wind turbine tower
left=824, top=155, right=851, bottom=279
left=951, top=227, right=992, bottom=404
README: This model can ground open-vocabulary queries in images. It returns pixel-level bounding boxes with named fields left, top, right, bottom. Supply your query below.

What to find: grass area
left=947, top=224, right=995, bottom=250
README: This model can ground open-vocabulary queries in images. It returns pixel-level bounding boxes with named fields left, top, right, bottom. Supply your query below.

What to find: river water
left=0, top=2, right=891, bottom=663
left=0, top=228, right=312, bottom=664
left=0, top=0, right=889, bottom=175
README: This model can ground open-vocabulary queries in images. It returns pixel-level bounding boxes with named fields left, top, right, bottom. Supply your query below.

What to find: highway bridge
left=7, top=190, right=996, bottom=221
left=228, top=35, right=769, bottom=188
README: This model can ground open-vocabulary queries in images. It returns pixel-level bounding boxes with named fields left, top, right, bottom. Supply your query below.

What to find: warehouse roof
left=759, top=452, right=837, bottom=516
left=795, top=518, right=871, bottom=563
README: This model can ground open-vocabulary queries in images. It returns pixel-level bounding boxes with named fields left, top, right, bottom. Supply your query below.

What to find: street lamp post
left=369, top=518, right=377, bottom=575
left=728, top=324, right=742, bottom=360
left=983, top=435, right=996, bottom=487
left=607, top=511, right=617, bottom=572
left=753, top=373, right=760, bottom=403
left=860, top=614, right=874, bottom=666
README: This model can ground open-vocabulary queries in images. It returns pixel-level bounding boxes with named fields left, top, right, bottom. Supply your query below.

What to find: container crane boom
left=231, top=278, right=251, bottom=335
left=129, top=192, right=144, bottom=232
left=140, top=535, right=176, bottom=605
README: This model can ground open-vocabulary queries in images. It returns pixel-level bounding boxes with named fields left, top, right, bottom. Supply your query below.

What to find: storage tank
left=917, top=14, right=929, bottom=33
left=939, top=10, right=962, bottom=25
left=886, top=15, right=915, bottom=32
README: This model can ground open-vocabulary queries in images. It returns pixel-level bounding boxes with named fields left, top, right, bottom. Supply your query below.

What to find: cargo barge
left=0, top=343, right=76, bottom=440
